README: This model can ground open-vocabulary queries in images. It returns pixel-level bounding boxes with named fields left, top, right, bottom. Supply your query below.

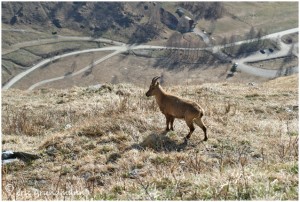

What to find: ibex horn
left=152, top=76, right=161, bottom=84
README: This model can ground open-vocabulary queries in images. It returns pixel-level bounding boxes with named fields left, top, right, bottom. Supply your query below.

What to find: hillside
left=2, top=2, right=135, bottom=38
left=2, top=2, right=298, bottom=88
left=2, top=2, right=181, bottom=46
left=2, top=75, right=298, bottom=200
left=2, top=2, right=298, bottom=44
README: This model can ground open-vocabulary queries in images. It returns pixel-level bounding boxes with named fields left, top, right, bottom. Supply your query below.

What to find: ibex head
left=146, top=76, right=161, bottom=97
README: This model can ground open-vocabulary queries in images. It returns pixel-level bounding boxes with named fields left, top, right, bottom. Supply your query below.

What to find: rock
left=65, top=124, right=72, bottom=129
left=2, top=150, right=40, bottom=164
left=46, top=146, right=57, bottom=156
left=56, top=99, right=64, bottom=104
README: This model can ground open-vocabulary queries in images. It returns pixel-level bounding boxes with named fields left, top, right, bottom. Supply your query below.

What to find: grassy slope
left=226, top=2, right=298, bottom=32
left=2, top=75, right=298, bottom=200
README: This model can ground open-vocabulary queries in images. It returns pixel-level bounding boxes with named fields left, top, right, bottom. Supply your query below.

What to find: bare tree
left=256, top=28, right=264, bottom=39
left=256, top=28, right=266, bottom=47
left=167, top=32, right=183, bottom=47
left=284, top=43, right=295, bottom=63
left=65, top=61, right=77, bottom=77
left=227, top=35, right=238, bottom=55
left=208, top=19, right=216, bottom=35
left=180, top=2, right=225, bottom=20
left=246, top=26, right=256, bottom=40
left=275, top=36, right=281, bottom=50
left=148, top=3, right=160, bottom=28
left=71, top=61, right=76, bottom=72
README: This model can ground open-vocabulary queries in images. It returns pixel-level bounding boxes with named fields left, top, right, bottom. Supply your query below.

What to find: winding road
left=2, top=35, right=125, bottom=55
left=2, top=27, right=298, bottom=90
left=234, top=41, right=298, bottom=77
left=193, top=27, right=299, bottom=77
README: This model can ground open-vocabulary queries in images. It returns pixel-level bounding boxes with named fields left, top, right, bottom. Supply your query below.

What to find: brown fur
left=146, top=77, right=207, bottom=141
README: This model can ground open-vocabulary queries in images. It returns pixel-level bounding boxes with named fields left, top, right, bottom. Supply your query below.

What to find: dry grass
left=223, top=2, right=297, bottom=36
left=12, top=51, right=270, bottom=90
left=282, top=33, right=299, bottom=44
left=2, top=49, right=42, bottom=67
left=12, top=51, right=113, bottom=90
left=2, top=29, right=51, bottom=49
left=197, top=2, right=298, bottom=45
left=23, top=41, right=102, bottom=58
left=246, top=56, right=298, bottom=70
left=2, top=75, right=298, bottom=200
left=2, top=60, right=25, bottom=85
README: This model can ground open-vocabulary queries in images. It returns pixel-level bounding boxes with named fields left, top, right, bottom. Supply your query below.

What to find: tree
left=148, top=3, right=161, bottom=28
left=275, top=36, right=281, bottom=50
left=167, top=32, right=183, bottom=47
left=179, top=2, right=225, bottom=20
left=283, top=43, right=295, bottom=63
left=208, top=19, right=216, bottom=35
left=256, top=28, right=266, bottom=47
left=71, top=61, right=76, bottom=72
left=227, top=35, right=238, bottom=55
left=128, top=23, right=160, bottom=43
left=205, top=2, right=224, bottom=20
left=256, top=28, right=264, bottom=39
left=221, top=36, right=229, bottom=54
left=246, top=26, right=256, bottom=40
left=230, top=63, right=237, bottom=73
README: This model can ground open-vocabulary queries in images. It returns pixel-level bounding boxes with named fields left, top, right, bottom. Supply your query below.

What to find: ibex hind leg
left=185, top=120, right=195, bottom=140
left=194, top=117, right=208, bottom=141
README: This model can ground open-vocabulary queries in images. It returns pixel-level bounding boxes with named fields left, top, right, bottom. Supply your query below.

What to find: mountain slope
left=2, top=75, right=298, bottom=200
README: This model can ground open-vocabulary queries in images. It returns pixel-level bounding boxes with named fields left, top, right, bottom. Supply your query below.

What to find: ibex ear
left=155, top=82, right=159, bottom=86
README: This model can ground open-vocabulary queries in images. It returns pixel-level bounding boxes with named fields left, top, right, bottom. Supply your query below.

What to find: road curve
left=2, top=46, right=128, bottom=90
left=211, top=28, right=299, bottom=53
left=192, top=27, right=211, bottom=45
left=28, top=49, right=125, bottom=90
left=234, top=31, right=299, bottom=78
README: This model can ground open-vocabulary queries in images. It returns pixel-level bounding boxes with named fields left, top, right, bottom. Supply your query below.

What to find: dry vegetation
left=219, top=2, right=298, bottom=37
left=2, top=75, right=298, bottom=200
left=12, top=51, right=113, bottom=90
left=246, top=56, right=298, bottom=70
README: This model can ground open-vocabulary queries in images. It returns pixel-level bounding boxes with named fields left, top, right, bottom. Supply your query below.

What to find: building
left=177, top=15, right=195, bottom=33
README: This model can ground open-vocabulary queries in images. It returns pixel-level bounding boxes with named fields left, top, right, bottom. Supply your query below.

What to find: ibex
left=146, top=76, right=207, bottom=141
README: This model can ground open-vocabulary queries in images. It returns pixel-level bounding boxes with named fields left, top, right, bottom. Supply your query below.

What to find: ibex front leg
left=170, top=116, right=175, bottom=131
left=165, top=114, right=174, bottom=131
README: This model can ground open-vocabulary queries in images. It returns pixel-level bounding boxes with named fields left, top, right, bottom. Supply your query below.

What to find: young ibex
left=146, top=76, right=207, bottom=141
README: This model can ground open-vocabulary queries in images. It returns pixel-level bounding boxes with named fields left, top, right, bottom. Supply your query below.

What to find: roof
left=184, top=16, right=192, bottom=21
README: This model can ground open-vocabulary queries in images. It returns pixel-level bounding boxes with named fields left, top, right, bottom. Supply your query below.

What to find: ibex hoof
left=203, top=137, right=208, bottom=141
